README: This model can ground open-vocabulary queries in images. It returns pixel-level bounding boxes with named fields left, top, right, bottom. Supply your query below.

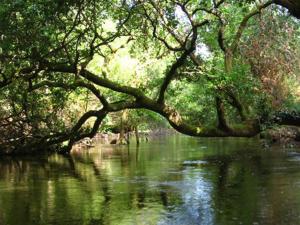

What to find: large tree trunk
left=225, top=50, right=233, bottom=73
left=216, top=97, right=231, bottom=131
left=223, top=50, right=247, bottom=121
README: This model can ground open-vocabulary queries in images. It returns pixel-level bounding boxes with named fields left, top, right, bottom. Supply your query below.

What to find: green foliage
left=0, top=0, right=299, bottom=153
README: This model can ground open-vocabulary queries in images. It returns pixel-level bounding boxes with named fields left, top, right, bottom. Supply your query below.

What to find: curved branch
left=218, top=24, right=226, bottom=52
left=44, top=63, right=257, bottom=138
left=157, top=26, right=199, bottom=104
left=144, top=101, right=260, bottom=137
left=230, top=1, right=272, bottom=53
left=31, top=80, right=109, bottom=107
left=37, top=60, right=260, bottom=143
left=80, top=69, right=145, bottom=99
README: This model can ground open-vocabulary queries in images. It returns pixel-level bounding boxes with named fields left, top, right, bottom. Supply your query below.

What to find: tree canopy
left=0, top=0, right=299, bottom=154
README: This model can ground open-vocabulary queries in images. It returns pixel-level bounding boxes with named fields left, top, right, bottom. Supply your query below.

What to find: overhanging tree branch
left=230, top=1, right=273, bottom=53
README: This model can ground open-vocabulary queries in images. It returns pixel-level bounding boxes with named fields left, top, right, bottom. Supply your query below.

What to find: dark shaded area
left=275, top=0, right=300, bottom=18
left=273, top=111, right=300, bottom=126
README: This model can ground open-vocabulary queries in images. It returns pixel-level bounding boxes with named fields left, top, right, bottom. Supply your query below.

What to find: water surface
left=1, top=136, right=300, bottom=225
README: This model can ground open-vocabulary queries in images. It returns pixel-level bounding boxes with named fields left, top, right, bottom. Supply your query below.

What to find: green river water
left=1, top=136, right=300, bottom=225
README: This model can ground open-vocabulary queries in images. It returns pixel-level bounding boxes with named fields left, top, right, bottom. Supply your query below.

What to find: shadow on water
left=1, top=136, right=300, bottom=225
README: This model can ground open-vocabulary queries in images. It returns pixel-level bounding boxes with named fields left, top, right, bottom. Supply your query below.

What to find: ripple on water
left=287, top=152, right=300, bottom=162
left=182, top=160, right=207, bottom=166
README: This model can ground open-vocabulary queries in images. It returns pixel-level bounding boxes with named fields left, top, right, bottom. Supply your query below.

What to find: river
left=1, top=136, right=300, bottom=225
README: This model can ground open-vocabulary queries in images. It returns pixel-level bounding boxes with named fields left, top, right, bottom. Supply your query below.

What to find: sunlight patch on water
left=157, top=168, right=214, bottom=225
left=182, top=160, right=207, bottom=166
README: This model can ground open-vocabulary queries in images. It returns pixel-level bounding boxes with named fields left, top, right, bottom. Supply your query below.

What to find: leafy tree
left=0, top=0, right=299, bottom=154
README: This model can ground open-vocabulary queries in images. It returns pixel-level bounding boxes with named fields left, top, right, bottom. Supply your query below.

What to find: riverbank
left=260, top=125, right=300, bottom=147
left=71, top=128, right=177, bottom=150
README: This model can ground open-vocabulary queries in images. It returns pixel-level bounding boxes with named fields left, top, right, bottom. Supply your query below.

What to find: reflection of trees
left=2, top=138, right=300, bottom=225
left=0, top=145, right=181, bottom=225
left=0, top=155, right=111, bottom=225
left=203, top=148, right=300, bottom=225
left=160, top=190, right=168, bottom=207
left=207, top=154, right=261, bottom=225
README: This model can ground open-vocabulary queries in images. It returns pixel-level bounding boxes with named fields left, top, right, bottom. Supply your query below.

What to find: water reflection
left=157, top=168, right=214, bottom=225
left=1, top=136, right=300, bottom=225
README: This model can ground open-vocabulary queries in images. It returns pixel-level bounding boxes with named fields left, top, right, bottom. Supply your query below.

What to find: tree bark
left=225, top=50, right=233, bottom=73
left=216, top=96, right=231, bottom=131
left=223, top=50, right=247, bottom=121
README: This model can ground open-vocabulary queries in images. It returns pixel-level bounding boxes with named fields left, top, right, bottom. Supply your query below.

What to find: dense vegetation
left=0, top=0, right=299, bottom=154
